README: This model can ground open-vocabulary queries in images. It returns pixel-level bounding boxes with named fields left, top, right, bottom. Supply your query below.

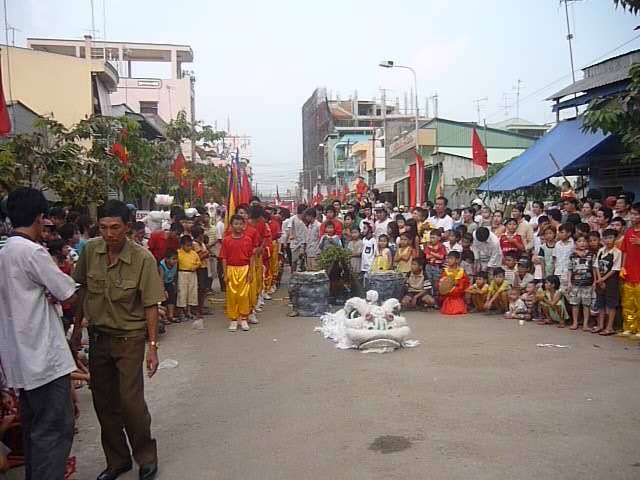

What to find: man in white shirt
left=0, top=188, right=77, bottom=480
left=428, top=196, right=454, bottom=232
left=472, top=227, right=503, bottom=274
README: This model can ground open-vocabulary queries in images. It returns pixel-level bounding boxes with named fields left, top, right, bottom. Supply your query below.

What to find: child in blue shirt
left=159, top=249, right=179, bottom=323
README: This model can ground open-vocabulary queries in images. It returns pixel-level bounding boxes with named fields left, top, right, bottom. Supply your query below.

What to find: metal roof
left=546, top=48, right=640, bottom=101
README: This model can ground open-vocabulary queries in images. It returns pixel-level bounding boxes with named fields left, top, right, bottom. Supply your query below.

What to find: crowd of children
left=276, top=191, right=640, bottom=337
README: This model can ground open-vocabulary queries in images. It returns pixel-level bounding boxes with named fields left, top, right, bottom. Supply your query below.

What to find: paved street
left=11, top=287, right=640, bottom=480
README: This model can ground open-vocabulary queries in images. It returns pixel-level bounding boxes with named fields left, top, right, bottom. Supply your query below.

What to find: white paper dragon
left=315, top=290, right=417, bottom=352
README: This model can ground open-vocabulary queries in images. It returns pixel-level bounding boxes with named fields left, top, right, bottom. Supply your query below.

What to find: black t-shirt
left=568, top=251, right=594, bottom=287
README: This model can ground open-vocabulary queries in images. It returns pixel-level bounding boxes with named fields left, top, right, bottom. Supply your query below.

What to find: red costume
left=439, top=267, right=470, bottom=315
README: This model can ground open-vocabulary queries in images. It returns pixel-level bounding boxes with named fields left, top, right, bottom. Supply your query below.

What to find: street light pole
left=379, top=60, right=421, bottom=205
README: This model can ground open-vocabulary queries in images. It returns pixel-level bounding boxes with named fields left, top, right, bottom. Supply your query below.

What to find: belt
left=178, top=269, right=196, bottom=272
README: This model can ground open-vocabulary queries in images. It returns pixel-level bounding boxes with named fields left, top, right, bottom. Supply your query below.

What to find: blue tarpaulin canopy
left=478, top=117, right=611, bottom=192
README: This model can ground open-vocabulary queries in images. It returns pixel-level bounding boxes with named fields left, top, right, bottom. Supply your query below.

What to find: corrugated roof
left=546, top=70, right=630, bottom=101
left=547, top=49, right=640, bottom=100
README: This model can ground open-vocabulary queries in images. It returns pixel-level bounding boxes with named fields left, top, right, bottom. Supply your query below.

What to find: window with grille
left=139, top=101, right=159, bottom=115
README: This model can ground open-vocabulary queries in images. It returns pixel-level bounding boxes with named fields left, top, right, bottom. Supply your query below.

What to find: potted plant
left=318, top=245, right=352, bottom=303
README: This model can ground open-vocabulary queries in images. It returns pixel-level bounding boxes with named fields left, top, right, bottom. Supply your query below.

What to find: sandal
left=590, top=327, right=602, bottom=334
left=599, top=330, right=615, bottom=336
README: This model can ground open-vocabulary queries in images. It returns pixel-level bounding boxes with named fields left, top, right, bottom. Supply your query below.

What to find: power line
left=483, top=33, right=640, bottom=121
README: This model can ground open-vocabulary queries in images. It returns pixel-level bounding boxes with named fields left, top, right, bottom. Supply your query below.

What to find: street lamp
left=379, top=60, right=422, bottom=205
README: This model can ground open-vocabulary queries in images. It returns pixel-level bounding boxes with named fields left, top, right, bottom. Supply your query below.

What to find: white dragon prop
left=315, top=291, right=417, bottom=352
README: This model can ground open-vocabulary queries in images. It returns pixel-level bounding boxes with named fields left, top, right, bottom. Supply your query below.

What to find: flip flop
left=599, top=330, right=615, bottom=336
left=590, top=327, right=602, bottom=334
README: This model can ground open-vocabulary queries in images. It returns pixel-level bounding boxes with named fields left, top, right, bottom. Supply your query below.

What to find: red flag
left=240, top=167, right=252, bottom=204
left=414, top=148, right=425, bottom=205
left=471, top=128, right=488, bottom=171
left=171, top=152, right=186, bottom=178
left=0, top=54, right=11, bottom=136
left=194, top=178, right=204, bottom=198
left=109, top=143, right=129, bottom=164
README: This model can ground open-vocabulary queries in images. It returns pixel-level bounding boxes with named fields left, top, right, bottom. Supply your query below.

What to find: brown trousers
left=89, top=331, right=157, bottom=469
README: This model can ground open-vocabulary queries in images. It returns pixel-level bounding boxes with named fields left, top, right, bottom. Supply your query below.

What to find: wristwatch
left=149, top=341, right=160, bottom=350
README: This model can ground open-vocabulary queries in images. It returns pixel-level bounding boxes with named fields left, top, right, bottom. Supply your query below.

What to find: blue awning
left=478, top=117, right=611, bottom=192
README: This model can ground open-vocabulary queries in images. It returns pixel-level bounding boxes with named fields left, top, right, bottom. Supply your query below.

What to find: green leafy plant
left=583, top=63, right=640, bottom=164
left=319, top=245, right=352, bottom=276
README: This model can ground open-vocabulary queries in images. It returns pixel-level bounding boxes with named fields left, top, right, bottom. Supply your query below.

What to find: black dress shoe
left=96, top=464, right=132, bottom=480
left=139, top=463, right=158, bottom=480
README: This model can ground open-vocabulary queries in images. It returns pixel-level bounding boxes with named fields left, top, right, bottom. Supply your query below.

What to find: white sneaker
left=240, top=320, right=250, bottom=331
left=255, top=305, right=263, bottom=312
left=263, top=293, right=272, bottom=300
left=248, top=313, right=259, bottom=324
left=228, top=321, right=238, bottom=332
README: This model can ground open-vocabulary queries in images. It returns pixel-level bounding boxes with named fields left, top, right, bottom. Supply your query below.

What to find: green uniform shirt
left=73, top=238, right=165, bottom=336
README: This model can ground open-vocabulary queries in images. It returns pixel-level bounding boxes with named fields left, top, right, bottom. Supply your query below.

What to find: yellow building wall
left=1, top=46, right=93, bottom=127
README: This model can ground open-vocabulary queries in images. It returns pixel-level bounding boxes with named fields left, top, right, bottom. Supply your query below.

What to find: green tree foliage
left=453, top=160, right=560, bottom=204
left=0, top=110, right=228, bottom=208
left=583, top=64, right=640, bottom=163
left=613, top=0, right=640, bottom=14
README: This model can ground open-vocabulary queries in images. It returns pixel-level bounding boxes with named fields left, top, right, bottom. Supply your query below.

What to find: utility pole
left=514, top=79, right=523, bottom=118
left=501, top=92, right=510, bottom=118
left=6, top=25, right=19, bottom=46
left=474, top=97, right=488, bottom=125
left=432, top=93, right=439, bottom=118
left=561, top=0, right=581, bottom=115
left=90, top=0, right=97, bottom=38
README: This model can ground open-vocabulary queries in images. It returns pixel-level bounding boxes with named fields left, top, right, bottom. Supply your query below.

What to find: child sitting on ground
left=401, top=258, right=434, bottom=309
left=371, top=234, right=393, bottom=273
left=466, top=271, right=490, bottom=312
left=538, top=275, right=569, bottom=327
left=159, top=249, right=179, bottom=323
left=505, top=287, right=530, bottom=321
left=439, top=251, right=470, bottom=315
left=521, top=281, right=540, bottom=320
left=484, top=267, right=510, bottom=313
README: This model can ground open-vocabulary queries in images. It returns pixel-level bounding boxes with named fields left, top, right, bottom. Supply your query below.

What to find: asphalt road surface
left=9, top=289, right=640, bottom=480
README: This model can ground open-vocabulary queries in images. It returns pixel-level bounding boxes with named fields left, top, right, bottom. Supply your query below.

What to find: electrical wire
left=484, top=33, right=640, bottom=121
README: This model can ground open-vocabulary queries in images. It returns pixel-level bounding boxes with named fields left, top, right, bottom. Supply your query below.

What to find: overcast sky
left=9, top=0, right=640, bottom=193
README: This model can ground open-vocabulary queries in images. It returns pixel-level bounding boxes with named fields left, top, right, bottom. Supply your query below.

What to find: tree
left=453, top=160, right=560, bottom=205
left=613, top=0, right=640, bottom=14
left=583, top=63, right=640, bottom=163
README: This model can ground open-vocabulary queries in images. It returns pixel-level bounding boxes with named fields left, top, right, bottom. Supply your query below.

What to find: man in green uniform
left=73, top=200, right=164, bottom=480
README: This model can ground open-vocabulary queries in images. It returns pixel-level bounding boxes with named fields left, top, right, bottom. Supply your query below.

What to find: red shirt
left=148, top=230, right=179, bottom=261
left=424, top=243, right=447, bottom=266
left=268, top=218, right=282, bottom=240
left=220, top=234, right=255, bottom=266
left=621, top=227, right=640, bottom=284
left=499, top=233, right=525, bottom=258
left=320, top=219, right=343, bottom=237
